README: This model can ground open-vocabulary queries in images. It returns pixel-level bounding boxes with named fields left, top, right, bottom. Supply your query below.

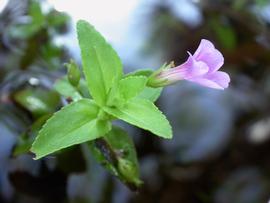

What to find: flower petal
left=193, top=39, right=224, bottom=73
left=187, top=71, right=230, bottom=90
left=205, top=71, right=230, bottom=88
left=158, top=54, right=209, bottom=82
left=193, top=39, right=215, bottom=57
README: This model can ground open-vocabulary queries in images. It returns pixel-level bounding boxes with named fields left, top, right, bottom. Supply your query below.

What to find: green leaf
left=77, top=20, right=123, bottom=106
left=54, top=77, right=82, bottom=101
left=125, top=69, right=153, bottom=78
left=104, top=98, right=172, bottom=139
left=54, top=76, right=91, bottom=100
left=118, top=76, right=147, bottom=101
left=31, top=99, right=111, bottom=159
left=89, top=126, right=142, bottom=188
left=124, top=69, right=163, bottom=102
left=137, top=86, right=162, bottom=102
left=78, top=79, right=92, bottom=98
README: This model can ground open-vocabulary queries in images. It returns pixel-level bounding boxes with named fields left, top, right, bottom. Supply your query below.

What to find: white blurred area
left=248, top=118, right=270, bottom=144
left=0, top=0, right=202, bottom=69
left=168, top=0, right=202, bottom=28
left=47, top=0, right=138, bottom=45
left=0, top=0, right=8, bottom=12
left=46, top=0, right=202, bottom=69
left=46, top=0, right=155, bottom=69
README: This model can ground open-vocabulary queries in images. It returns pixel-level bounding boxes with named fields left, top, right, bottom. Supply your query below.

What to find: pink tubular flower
left=148, top=39, right=230, bottom=90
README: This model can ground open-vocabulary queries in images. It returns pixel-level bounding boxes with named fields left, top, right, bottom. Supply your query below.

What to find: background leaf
left=31, top=99, right=111, bottom=159
left=13, top=114, right=51, bottom=156
left=13, top=88, right=60, bottom=117
left=10, top=0, right=45, bottom=39
left=104, top=98, right=172, bottom=139
left=77, top=20, right=123, bottom=106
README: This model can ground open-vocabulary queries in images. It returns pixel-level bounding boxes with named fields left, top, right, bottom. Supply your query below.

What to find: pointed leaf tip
left=76, top=19, right=123, bottom=106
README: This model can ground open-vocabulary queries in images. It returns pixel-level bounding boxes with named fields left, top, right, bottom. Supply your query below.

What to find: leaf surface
left=77, top=20, right=123, bottom=105
left=31, top=99, right=111, bottom=159
left=104, top=98, right=172, bottom=139
left=118, top=76, right=147, bottom=101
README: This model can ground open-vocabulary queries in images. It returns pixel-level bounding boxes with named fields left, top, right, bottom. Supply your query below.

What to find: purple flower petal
left=187, top=78, right=224, bottom=89
left=147, top=39, right=230, bottom=90
left=188, top=71, right=230, bottom=90
left=205, top=71, right=230, bottom=88
left=193, top=39, right=224, bottom=73
left=176, top=55, right=209, bottom=79
left=181, top=55, right=209, bottom=79
left=159, top=55, right=209, bottom=81
left=193, top=39, right=215, bottom=57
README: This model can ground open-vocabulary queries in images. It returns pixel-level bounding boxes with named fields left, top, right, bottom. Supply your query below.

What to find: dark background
left=1, top=0, right=270, bottom=202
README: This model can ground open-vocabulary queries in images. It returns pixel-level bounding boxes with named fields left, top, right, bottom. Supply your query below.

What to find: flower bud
left=65, top=59, right=81, bottom=87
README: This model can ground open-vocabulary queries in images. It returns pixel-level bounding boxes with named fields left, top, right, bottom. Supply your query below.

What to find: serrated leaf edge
left=30, top=98, right=98, bottom=159
left=105, top=98, right=173, bottom=139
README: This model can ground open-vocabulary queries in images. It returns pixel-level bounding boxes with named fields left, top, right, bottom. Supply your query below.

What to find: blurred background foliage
left=1, top=0, right=270, bottom=202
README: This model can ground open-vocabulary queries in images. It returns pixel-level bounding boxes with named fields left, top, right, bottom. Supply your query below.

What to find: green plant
left=31, top=20, right=171, bottom=189
left=31, top=20, right=229, bottom=190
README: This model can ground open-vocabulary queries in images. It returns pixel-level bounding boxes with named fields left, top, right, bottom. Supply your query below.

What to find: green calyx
left=147, top=61, right=175, bottom=88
